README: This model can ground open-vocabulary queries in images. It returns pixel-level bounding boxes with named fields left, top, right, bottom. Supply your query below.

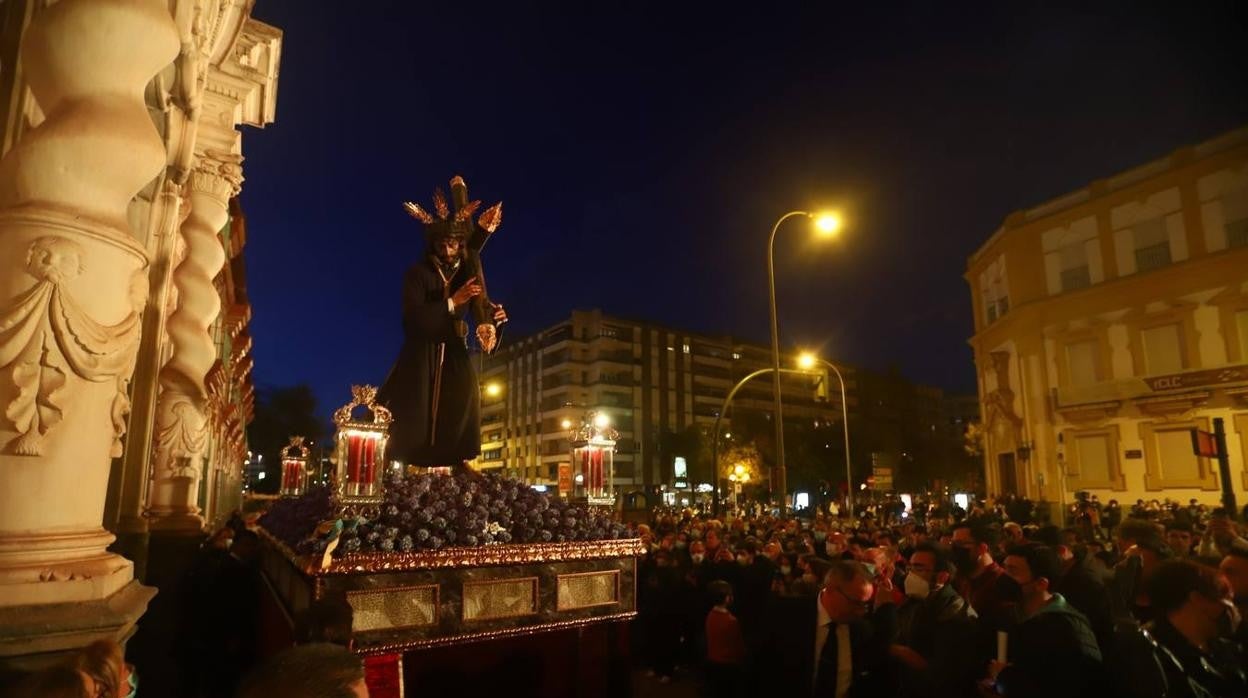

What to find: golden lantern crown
left=333, top=385, right=393, bottom=429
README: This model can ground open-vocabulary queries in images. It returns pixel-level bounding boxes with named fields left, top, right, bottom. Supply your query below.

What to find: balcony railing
left=1135, top=242, right=1171, bottom=272
left=1060, top=265, right=1091, bottom=292
left=1227, top=218, right=1248, bottom=249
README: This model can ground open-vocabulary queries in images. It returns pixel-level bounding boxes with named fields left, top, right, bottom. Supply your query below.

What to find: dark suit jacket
left=762, top=594, right=899, bottom=698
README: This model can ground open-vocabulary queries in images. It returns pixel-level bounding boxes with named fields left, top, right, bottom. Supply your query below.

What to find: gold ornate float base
left=258, top=531, right=643, bottom=655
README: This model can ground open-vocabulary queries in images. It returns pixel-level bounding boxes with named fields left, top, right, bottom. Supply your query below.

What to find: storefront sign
left=1146, top=365, right=1248, bottom=392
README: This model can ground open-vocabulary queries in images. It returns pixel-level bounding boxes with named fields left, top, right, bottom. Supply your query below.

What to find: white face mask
left=904, top=571, right=931, bottom=599
left=691, top=553, right=704, bottom=564
left=780, top=565, right=792, bottom=576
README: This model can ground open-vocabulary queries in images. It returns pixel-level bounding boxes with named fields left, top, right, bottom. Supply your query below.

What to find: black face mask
left=997, top=575, right=1023, bottom=604
left=951, top=545, right=975, bottom=574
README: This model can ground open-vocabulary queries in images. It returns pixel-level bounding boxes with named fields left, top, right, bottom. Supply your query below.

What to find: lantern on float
left=279, top=436, right=311, bottom=497
left=568, top=410, right=618, bottom=506
left=333, top=385, right=391, bottom=507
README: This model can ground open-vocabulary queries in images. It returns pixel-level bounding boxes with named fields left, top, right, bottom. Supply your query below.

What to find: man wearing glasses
left=810, top=560, right=898, bottom=697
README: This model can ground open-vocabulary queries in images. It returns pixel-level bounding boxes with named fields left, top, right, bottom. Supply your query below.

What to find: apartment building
left=477, top=309, right=854, bottom=501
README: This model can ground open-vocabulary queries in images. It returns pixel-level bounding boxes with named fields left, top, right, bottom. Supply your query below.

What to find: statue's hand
left=477, top=323, right=497, bottom=353
left=492, top=303, right=508, bottom=325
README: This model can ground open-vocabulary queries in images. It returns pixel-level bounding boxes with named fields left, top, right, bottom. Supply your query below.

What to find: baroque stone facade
left=966, top=126, right=1248, bottom=515
left=0, top=0, right=279, bottom=668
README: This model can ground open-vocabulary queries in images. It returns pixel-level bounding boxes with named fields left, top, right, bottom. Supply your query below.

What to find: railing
left=1135, top=242, right=1171, bottom=272
left=1227, top=219, right=1248, bottom=249
left=1060, top=265, right=1091, bottom=292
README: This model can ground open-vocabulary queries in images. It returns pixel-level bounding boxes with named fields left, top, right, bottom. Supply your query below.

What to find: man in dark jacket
left=1035, top=525, right=1114, bottom=653
left=760, top=560, right=898, bottom=698
left=1133, top=559, right=1247, bottom=697
left=892, top=542, right=980, bottom=697
left=990, top=544, right=1103, bottom=698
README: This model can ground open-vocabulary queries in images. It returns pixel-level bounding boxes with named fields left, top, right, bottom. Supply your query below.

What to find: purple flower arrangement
left=262, top=471, right=629, bottom=558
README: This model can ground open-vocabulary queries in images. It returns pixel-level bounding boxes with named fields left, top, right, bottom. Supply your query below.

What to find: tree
left=246, top=384, right=329, bottom=494
left=717, top=443, right=763, bottom=484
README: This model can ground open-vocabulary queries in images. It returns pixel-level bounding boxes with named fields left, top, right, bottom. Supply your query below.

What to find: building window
left=1237, top=310, right=1248, bottom=362
left=1060, top=264, right=1091, bottom=292
left=682, top=344, right=691, bottom=354
left=1133, top=218, right=1171, bottom=272
left=1065, top=340, right=1100, bottom=387
left=1141, top=323, right=1185, bottom=375
left=1064, top=428, right=1122, bottom=490
left=1064, top=427, right=1124, bottom=490
left=1140, top=419, right=1216, bottom=490
left=1056, top=241, right=1092, bottom=292
left=1223, top=185, right=1248, bottom=249
left=1229, top=218, right=1248, bottom=249
left=979, top=254, right=1009, bottom=325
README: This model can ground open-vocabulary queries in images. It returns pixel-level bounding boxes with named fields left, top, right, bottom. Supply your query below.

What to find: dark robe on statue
left=377, top=256, right=480, bottom=466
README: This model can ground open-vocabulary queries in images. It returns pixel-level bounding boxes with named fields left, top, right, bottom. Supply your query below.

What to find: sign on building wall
left=1146, top=365, right=1248, bottom=392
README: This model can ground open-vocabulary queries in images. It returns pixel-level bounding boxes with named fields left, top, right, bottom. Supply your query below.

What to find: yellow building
left=966, top=126, right=1248, bottom=515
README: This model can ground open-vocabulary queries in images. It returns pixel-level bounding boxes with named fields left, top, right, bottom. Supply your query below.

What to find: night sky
left=240, top=2, right=1248, bottom=415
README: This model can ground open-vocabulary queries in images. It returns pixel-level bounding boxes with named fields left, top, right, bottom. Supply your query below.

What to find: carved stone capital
left=189, top=150, right=244, bottom=201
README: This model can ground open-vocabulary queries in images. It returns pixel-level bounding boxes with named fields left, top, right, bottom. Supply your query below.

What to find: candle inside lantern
left=362, top=435, right=377, bottom=493
left=348, top=433, right=364, bottom=487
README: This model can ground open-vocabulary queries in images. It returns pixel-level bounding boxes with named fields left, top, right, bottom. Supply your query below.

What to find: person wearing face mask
left=950, top=523, right=1012, bottom=630
left=772, top=553, right=797, bottom=594
left=988, top=544, right=1103, bottom=698
left=1221, top=549, right=1248, bottom=645
left=1106, top=559, right=1248, bottom=698
left=890, top=542, right=979, bottom=698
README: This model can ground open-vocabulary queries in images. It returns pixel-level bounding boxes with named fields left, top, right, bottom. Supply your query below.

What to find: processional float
left=254, top=177, right=641, bottom=698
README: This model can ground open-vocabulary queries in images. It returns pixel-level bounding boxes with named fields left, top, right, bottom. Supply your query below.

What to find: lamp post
left=768, top=210, right=842, bottom=516
left=798, top=353, right=855, bottom=518
left=711, top=366, right=813, bottom=516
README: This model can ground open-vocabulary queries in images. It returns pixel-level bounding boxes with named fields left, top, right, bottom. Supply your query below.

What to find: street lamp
left=484, top=381, right=503, bottom=398
left=768, top=209, right=842, bottom=516
left=798, top=352, right=855, bottom=518
left=710, top=366, right=812, bottom=516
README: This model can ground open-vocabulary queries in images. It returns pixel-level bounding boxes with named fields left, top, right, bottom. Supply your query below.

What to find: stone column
left=0, top=0, right=176, bottom=665
left=145, top=151, right=241, bottom=532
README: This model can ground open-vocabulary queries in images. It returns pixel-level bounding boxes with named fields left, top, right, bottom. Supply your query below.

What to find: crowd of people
left=634, top=495, right=1248, bottom=697
left=9, top=492, right=1248, bottom=697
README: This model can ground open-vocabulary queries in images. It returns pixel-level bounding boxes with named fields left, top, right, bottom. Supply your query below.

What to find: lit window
left=682, top=344, right=691, bottom=354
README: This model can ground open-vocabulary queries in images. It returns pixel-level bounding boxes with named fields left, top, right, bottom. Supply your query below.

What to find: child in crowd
left=703, top=580, right=745, bottom=698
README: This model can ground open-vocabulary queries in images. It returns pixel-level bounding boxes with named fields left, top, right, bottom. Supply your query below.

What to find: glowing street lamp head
left=484, top=382, right=502, bottom=397
left=798, top=352, right=818, bottom=370
left=593, top=413, right=611, bottom=429
left=812, top=211, right=842, bottom=237
left=560, top=419, right=573, bottom=430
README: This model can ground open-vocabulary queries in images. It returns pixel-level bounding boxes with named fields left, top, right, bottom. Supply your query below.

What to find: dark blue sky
left=241, top=1, right=1247, bottom=414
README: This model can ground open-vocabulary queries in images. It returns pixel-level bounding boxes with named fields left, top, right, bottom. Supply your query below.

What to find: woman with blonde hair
left=74, top=639, right=135, bottom=697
